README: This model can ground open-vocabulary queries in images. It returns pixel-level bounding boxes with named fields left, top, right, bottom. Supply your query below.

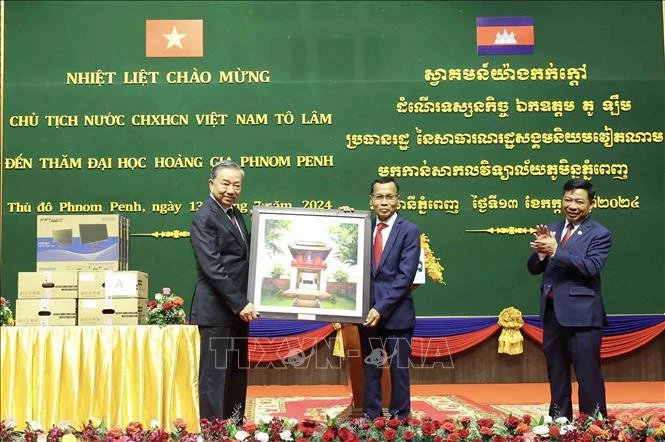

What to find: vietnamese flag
left=476, top=16, right=534, bottom=55
left=146, top=19, right=203, bottom=57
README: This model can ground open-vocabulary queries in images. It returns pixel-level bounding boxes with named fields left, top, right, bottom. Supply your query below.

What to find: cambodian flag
left=476, top=16, right=534, bottom=55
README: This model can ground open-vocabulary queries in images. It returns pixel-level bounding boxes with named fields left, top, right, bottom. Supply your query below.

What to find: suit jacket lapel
left=234, top=208, right=250, bottom=250
left=554, top=220, right=566, bottom=245
left=209, top=198, right=247, bottom=252
left=371, top=219, right=377, bottom=275
left=227, top=206, right=248, bottom=252
left=565, top=216, right=593, bottom=248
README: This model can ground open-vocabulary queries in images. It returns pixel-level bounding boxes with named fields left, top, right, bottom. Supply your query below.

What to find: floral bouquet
left=147, top=287, right=187, bottom=326
left=1, top=412, right=665, bottom=441
left=0, top=296, right=15, bottom=326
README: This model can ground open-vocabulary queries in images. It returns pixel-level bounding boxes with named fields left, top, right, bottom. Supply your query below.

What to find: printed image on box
left=52, top=229, right=73, bottom=245
left=79, top=224, right=109, bottom=244
left=37, top=215, right=121, bottom=263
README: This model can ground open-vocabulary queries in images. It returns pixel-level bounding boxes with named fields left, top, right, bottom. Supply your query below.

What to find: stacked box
left=77, top=298, right=148, bottom=326
left=121, top=216, right=128, bottom=270
left=77, top=271, right=148, bottom=325
left=15, top=299, right=77, bottom=326
left=15, top=271, right=78, bottom=326
left=17, top=271, right=78, bottom=298
left=78, top=271, right=148, bottom=298
left=36, top=214, right=130, bottom=272
left=15, top=214, right=143, bottom=327
left=123, top=216, right=131, bottom=270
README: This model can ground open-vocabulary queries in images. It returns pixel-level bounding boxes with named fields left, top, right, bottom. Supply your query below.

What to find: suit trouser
left=542, top=299, right=607, bottom=419
left=358, top=326, right=413, bottom=419
left=198, top=324, right=249, bottom=421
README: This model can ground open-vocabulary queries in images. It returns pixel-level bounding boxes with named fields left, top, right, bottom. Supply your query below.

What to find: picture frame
left=248, top=206, right=371, bottom=323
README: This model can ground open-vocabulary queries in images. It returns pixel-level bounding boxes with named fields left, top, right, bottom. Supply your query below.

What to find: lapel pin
left=577, top=230, right=583, bottom=235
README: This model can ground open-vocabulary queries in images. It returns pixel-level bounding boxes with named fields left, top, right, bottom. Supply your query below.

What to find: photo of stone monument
left=253, top=214, right=363, bottom=315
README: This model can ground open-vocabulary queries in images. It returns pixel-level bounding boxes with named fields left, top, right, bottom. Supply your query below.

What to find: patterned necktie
left=560, top=223, right=574, bottom=246
left=373, top=222, right=388, bottom=267
left=227, top=208, right=244, bottom=240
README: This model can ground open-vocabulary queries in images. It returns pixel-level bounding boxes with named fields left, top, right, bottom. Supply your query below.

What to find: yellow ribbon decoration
left=497, top=307, right=524, bottom=355
left=332, top=322, right=345, bottom=358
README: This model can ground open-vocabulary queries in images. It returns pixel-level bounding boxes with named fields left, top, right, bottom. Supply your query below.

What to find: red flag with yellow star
left=145, top=19, right=203, bottom=57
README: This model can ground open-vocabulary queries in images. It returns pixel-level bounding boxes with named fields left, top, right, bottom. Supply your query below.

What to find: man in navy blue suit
left=528, top=178, right=612, bottom=419
left=360, top=176, right=421, bottom=419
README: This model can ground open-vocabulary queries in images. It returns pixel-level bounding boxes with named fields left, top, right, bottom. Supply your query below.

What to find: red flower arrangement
left=0, top=296, right=15, bottom=326
left=146, top=287, right=187, bottom=326
left=1, top=412, right=664, bottom=441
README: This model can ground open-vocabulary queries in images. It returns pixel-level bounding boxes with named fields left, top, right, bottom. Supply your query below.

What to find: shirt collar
left=210, top=193, right=232, bottom=211
left=564, top=217, right=586, bottom=231
left=377, top=212, right=398, bottom=228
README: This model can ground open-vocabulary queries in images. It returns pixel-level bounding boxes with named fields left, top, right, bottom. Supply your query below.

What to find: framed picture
left=248, top=206, right=371, bottom=323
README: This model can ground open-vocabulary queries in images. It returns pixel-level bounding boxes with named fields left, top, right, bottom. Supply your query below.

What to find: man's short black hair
left=563, top=178, right=595, bottom=201
left=370, top=177, right=400, bottom=195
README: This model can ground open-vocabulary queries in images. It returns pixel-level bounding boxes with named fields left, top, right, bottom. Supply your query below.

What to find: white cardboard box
left=78, top=271, right=148, bottom=299
left=15, top=298, right=77, bottom=326
left=18, top=271, right=79, bottom=299
left=77, top=298, right=148, bottom=325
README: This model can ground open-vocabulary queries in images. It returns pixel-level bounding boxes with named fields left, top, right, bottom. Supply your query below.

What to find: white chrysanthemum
left=235, top=430, right=249, bottom=441
left=258, top=415, right=273, bottom=425
left=543, top=415, right=553, bottom=424
left=28, top=420, right=42, bottom=431
left=150, top=419, right=160, bottom=429
left=5, top=418, right=17, bottom=430
left=255, top=431, right=269, bottom=442
left=561, top=424, right=576, bottom=434
left=532, top=425, right=550, bottom=436
left=155, top=294, right=163, bottom=301
left=279, top=430, right=293, bottom=441
left=554, top=416, right=569, bottom=425
left=288, top=418, right=299, bottom=426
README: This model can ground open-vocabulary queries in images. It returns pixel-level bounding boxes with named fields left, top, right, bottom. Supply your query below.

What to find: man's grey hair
left=210, top=160, right=244, bottom=179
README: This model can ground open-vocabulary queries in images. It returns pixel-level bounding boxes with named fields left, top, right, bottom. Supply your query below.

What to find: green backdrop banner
left=2, top=1, right=664, bottom=316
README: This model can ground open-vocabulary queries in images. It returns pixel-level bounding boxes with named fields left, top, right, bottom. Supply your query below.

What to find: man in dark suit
left=528, top=178, right=612, bottom=419
left=360, top=176, right=421, bottom=419
left=190, top=160, right=259, bottom=421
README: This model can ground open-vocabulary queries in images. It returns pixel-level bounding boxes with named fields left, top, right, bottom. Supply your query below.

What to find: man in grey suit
left=528, top=178, right=612, bottom=419
left=190, top=160, right=259, bottom=421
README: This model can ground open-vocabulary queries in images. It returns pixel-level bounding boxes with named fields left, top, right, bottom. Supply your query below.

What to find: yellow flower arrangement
left=420, top=233, right=445, bottom=284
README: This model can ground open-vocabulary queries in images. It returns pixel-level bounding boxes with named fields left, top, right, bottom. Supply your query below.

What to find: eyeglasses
left=371, top=194, right=398, bottom=202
